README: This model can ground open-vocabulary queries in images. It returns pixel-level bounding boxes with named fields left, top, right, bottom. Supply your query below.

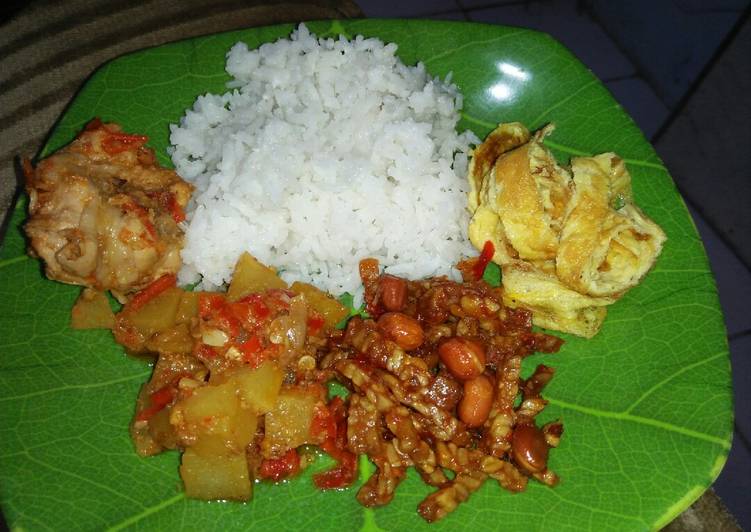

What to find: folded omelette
left=468, top=123, right=666, bottom=338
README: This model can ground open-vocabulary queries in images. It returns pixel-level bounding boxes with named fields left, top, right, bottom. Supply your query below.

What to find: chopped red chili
left=199, top=294, right=241, bottom=339
left=259, top=449, right=301, bottom=481
left=238, top=294, right=271, bottom=320
left=125, top=274, right=176, bottom=313
left=313, top=452, right=357, bottom=490
left=307, top=314, right=325, bottom=336
left=473, top=240, right=495, bottom=280
left=313, top=396, right=357, bottom=489
left=135, top=384, right=175, bottom=422
left=238, top=335, right=267, bottom=367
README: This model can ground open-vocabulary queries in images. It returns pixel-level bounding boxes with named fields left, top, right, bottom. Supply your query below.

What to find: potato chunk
left=180, top=448, right=252, bottom=501
left=262, top=386, right=323, bottom=458
left=145, top=323, right=194, bottom=354
left=175, top=291, right=200, bottom=324
left=173, top=381, right=259, bottom=501
left=230, top=362, right=284, bottom=414
left=290, top=281, right=348, bottom=329
left=128, top=286, right=183, bottom=334
left=70, top=288, right=115, bottom=329
left=173, top=382, right=256, bottom=445
left=227, top=252, right=287, bottom=301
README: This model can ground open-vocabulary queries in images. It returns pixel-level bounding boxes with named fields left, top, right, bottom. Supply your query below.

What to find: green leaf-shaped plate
left=0, top=20, right=732, bottom=531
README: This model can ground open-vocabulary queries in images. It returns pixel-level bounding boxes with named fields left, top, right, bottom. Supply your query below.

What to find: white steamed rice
left=170, top=24, right=479, bottom=298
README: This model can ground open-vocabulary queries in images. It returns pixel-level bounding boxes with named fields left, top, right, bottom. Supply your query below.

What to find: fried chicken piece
left=24, top=119, right=193, bottom=297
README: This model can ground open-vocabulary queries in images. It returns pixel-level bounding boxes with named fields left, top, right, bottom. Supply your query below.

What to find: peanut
left=438, top=337, right=486, bottom=380
left=458, top=375, right=493, bottom=427
left=511, top=423, right=549, bottom=474
left=377, top=312, right=424, bottom=351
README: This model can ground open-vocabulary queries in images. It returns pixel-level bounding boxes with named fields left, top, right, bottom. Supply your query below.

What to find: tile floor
left=356, top=0, right=751, bottom=528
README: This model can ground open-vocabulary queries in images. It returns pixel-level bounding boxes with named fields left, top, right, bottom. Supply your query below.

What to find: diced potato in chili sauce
left=171, top=379, right=260, bottom=501
left=108, top=252, right=356, bottom=503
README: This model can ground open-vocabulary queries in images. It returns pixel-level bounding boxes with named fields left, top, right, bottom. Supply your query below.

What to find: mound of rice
left=170, top=24, right=479, bottom=297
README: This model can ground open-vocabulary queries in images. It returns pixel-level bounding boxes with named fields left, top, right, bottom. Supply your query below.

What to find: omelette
left=467, top=122, right=666, bottom=338
left=556, top=154, right=666, bottom=297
